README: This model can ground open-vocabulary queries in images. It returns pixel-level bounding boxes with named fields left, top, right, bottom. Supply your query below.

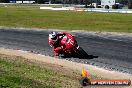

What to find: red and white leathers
left=48, top=32, right=66, bottom=56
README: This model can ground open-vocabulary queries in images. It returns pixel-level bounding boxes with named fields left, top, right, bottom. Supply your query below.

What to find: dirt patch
left=0, top=48, right=132, bottom=88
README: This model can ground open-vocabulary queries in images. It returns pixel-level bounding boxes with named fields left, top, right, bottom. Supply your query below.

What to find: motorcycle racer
left=48, top=32, right=89, bottom=59
left=48, top=32, right=66, bottom=56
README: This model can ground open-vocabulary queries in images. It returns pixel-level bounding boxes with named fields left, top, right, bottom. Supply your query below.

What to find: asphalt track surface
left=0, top=29, right=132, bottom=74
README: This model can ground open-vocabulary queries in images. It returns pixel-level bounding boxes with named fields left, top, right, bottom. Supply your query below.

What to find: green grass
left=0, top=54, right=126, bottom=88
left=0, top=6, right=132, bottom=32
left=0, top=55, right=81, bottom=88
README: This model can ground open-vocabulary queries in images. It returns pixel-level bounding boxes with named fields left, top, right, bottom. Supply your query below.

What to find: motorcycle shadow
left=79, top=54, right=98, bottom=59
left=60, top=54, right=98, bottom=59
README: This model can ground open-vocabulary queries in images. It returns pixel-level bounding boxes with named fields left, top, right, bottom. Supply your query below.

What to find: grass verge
left=0, top=54, right=81, bottom=88
left=0, top=6, right=132, bottom=32
left=0, top=53, right=128, bottom=88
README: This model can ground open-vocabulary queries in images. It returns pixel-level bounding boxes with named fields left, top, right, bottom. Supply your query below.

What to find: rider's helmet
left=48, top=32, right=58, bottom=47
left=49, top=32, right=58, bottom=41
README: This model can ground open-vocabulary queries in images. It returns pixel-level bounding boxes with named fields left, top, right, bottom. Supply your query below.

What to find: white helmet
left=49, top=32, right=58, bottom=41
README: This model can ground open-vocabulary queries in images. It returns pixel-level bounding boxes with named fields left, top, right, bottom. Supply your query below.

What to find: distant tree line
left=0, top=0, right=9, bottom=3
left=128, top=0, right=132, bottom=9
left=0, top=0, right=132, bottom=9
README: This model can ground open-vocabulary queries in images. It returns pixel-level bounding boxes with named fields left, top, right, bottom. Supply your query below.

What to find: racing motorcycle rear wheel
left=77, top=47, right=88, bottom=59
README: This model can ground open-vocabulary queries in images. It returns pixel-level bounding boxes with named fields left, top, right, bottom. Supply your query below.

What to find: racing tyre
left=77, top=47, right=88, bottom=58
